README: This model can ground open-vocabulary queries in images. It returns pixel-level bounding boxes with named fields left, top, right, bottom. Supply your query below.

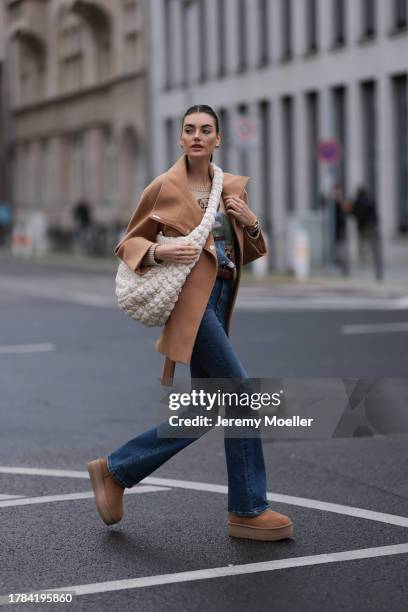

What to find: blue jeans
left=107, top=276, right=270, bottom=516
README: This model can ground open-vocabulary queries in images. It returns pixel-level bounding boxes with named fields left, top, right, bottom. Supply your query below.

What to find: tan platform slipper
left=87, top=458, right=125, bottom=526
left=228, top=508, right=294, bottom=541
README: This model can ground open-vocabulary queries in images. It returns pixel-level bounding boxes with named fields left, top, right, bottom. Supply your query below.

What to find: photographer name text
left=168, top=415, right=314, bottom=429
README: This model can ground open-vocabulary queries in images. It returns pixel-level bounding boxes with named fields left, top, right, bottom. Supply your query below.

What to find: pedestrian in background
left=330, top=182, right=351, bottom=277
left=87, top=104, right=294, bottom=542
left=351, top=185, right=383, bottom=281
left=72, top=197, right=93, bottom=254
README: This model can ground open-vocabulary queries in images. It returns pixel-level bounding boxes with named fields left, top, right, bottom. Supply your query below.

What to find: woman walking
left=87, top=105, right=293, bottom=541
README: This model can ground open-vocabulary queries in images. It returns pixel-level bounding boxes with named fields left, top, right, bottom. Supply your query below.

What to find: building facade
left=147, top=0, right=408, bottom=270
left=4, top=0, right=147, bottom=232
left=0, top=0, right=7, bottom=205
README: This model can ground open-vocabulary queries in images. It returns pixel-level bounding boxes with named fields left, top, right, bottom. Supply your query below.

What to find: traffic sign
left=317, top=140, right=342, bottom=164
left=230, top=116, right=259, bottom=148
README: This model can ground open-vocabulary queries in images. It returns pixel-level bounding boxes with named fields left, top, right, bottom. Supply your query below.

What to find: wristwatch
left=245, top=218, right=260, bottom=238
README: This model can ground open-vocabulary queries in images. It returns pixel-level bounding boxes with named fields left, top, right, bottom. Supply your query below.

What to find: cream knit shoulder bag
left=115, top=163, right=224, bottom=327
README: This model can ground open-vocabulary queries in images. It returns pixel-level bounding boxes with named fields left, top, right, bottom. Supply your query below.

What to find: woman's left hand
left=224, top=196, right=257, bottom=228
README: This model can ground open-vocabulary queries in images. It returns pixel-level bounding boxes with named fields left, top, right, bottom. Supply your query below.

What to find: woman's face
left=180, top=112, right=221, bottom=160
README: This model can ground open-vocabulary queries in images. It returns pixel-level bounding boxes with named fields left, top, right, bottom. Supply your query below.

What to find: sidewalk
left=1, top=248, right=407, bottom=297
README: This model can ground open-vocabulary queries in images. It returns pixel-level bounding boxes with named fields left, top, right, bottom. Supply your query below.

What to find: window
left=333, top=0, right=346, bottom=47
left=19, top=40, right=45, bottom=104
left=123, top=0, right=142, bottom=72
left=165, top=118, right=176, bottom=167
left=361, top=81, right=377, bottom=199
left=163, top=0, right=173, bottom=89
left=237, top=0, right=248, bottom=72
left=58, top=15, right=84, bottom=93
left=70, top=133, right=86, bottom=201
left=102, top=127, right=117, bottom=207
left=237, top=105, right=250, bottom=180
left=217, top=0, right=227, bottom=77
left=122, top=0, right=139, bottom=33
left=26, top=143, right=37, bottom=209
left=393, top=75, right=408, bottom=232
left=281, top=0, right=292, bottom=60
left=361, top=0, right=376, bottom=38
left=181, top=0, right=190, bottom=87
left=124, top=31, right=143, bottom=73
left=306, top=92, right=320, bottom=209
left=332, top=86, right=347, bottom=190
left=258, top=0, right=270, bottom=66
left=198, top=0, right=208, bottom=81
left=259, top=100, right=273, bottom=262
left=306, top=0, right=318, bottom=53
left=282, top=96, right=295, bottom=212
left=96, top=29, right=111, bottom=81
left=218, top=108, right=230, bottom=170
left=6, top=0, right=22, bottom=21
left=394, top=0, right=408, bottom=29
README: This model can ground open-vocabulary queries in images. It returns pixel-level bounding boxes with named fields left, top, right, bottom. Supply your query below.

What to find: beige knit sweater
left=141, top=183, right=258, bottom=267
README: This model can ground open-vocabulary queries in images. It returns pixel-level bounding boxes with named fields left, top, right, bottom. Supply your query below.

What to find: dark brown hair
left=181, top=105, right=220, bottom=162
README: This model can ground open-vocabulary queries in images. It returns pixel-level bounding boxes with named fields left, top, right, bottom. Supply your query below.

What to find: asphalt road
left=0, top=259, right=407, bottom=612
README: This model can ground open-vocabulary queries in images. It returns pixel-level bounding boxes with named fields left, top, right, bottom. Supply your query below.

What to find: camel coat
left=114, top=154, right=267, bottom=385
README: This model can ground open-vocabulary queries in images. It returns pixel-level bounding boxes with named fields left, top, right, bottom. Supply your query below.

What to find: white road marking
left=392, top=296, right=408, bottom=309
left=0, top=280, right=115, bottom=308
left=237, top=297, right=408, bottom=311
left=0, top=486, right=170, bottom=508
left=0, top=467, right=92, bottom=478
left=341, top=321, right=408, bottom=334
left=0, top=494, right=24, bottom=500
left=2, top=277, right=408, bottom=311
left=0, top=467, right=407, bottom=528
left=0, top=343, right=55, bottom=354
left=1, top=542, right=407, bottom=603
left=145, top=476, right=408, bottom=529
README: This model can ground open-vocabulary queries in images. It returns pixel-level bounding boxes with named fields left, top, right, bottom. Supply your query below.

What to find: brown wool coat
left=114, top=153, right=268, bottom=385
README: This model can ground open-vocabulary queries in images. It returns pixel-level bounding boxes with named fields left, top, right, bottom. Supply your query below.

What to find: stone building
left=146, top=0, right=408, bottom=271
left=4, top=0, right=146, bottom=234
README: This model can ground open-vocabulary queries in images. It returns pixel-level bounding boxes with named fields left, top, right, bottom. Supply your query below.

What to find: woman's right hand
left=155, top=243, right=201, bottom=265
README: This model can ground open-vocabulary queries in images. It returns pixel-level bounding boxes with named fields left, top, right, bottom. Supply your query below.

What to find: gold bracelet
left=245, top=218, right=260, bottom=236
left=153, top=244, right=163, bottom=264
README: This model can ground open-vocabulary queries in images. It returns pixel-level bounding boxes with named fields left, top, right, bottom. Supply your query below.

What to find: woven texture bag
left=115, top=163, right=224, bottom=327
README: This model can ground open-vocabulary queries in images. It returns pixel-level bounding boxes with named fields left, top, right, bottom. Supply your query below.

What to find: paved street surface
left=0, top=258, right=407, bottom=611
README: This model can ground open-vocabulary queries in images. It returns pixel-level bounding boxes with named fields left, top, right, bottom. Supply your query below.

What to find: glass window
left=393, top=75, right=408, bottom=232
left=258, top=0, right=270, bottom=66
left=259, top=100, right=273, bottom=250
left=237, top=0, right=248, bottom=72
left=306, top=0, right=318, bottom=52
left=333, top=0, right=346, bottom=46
left=394, top=0, right=408, bottom=29
left=217, top=0, right=227, bottom=77
left=198, top=0, right=208, bottom=81
left=332, top=85, right=347, bottom=190
left=282, top=96, right=295, bottom=212
left=165, top=118, right=176, bottom=167
left=281, top=0, right=292, bottom=60
left=361, top=0, right=376, bottom=37
left=361, top=81, right=377, bottom=199
left=163, top=0, right=173, bottom=88
left=306, top=92, right=320, bottom=209
left=218, top=108, right=230, bottom=170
